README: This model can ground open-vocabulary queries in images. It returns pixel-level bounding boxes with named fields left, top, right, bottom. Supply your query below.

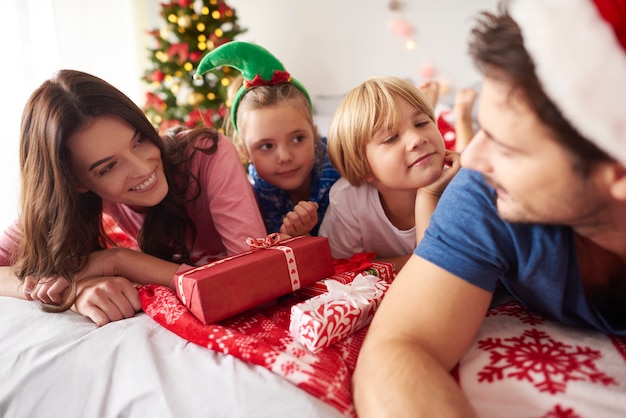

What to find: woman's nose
left=129, top=152, right=152, bottom=176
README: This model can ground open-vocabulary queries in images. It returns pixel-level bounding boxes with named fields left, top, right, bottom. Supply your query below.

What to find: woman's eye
left=134, top=136, right=147, bottom=148
left=99, top=162, right=116, bottom=177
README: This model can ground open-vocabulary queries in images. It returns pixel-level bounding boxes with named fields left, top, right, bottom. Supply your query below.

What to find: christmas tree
left=142, top=0, right=246, bottom=133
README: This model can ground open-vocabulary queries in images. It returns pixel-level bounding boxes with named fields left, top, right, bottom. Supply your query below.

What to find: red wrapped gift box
left=290, top=273, right=390, bottom=353
left=175, top=235, right=334, bottom=324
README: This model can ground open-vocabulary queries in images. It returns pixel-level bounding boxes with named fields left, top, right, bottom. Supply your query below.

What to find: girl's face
left=241, top=103, right=317, bottom=197
left=365, top=98, right=445, bottom=193
left=66, top=115, right=168, bottom=209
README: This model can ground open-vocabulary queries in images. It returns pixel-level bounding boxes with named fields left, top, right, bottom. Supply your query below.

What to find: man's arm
left=353, top=254, right=492, bottom=417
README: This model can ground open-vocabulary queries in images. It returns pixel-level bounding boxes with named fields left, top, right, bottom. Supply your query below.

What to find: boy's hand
left=421, top=151, right=461, bottom=196
left=279, top=201, right=319, bottom=237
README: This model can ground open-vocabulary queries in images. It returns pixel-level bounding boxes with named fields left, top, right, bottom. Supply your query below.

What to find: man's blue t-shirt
left=415, top=168, right=625, bottom=336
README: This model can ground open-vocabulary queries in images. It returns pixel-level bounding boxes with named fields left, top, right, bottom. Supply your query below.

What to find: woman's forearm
left=110, top=248, right=180, bottom=287
left=0, top=266, right=27, bottom=299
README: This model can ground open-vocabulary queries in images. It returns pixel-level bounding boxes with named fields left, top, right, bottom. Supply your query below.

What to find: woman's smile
left=130, top=172, right=157, bottom=192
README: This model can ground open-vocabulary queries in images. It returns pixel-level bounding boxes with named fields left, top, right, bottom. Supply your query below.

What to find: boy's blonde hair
left=328, top=76, right=436, bottom=186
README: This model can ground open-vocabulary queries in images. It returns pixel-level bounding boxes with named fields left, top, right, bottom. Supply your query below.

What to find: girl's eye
left=415, top=120, right=430, bottom=128
left=293, top=135, right=305, bottom=143
left=258, top=143, right=273, bottom=151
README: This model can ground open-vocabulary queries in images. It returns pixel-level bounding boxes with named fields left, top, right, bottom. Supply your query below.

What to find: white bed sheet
left=0, top=297, right=346, bottom=418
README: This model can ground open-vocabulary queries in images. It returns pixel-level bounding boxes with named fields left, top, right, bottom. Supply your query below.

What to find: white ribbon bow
left=324, top=273, right=382, bottom=308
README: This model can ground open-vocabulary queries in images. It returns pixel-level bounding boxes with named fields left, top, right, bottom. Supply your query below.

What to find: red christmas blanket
left=106, top=216, right=626, bottom=417
left=138, top=259, right=395, bottom=418
left=138, top=285, right=626, bottom=418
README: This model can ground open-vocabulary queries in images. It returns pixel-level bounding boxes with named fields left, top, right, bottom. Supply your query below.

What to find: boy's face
left=242, top=103, right=317, bottom=197
left=365, top=98, right=445, bottom=192
left=461, top=76, right=610, bottom=225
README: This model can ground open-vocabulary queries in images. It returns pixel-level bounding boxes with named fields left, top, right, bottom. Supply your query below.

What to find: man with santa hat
left=353, top=0, right=626, bottom=416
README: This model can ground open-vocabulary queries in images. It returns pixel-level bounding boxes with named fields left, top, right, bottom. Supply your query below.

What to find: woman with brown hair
left=0, top=69, right=266, bottom=326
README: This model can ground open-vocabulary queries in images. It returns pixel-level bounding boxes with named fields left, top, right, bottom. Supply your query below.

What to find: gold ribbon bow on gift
left=324, top=274, right=383, bottom=308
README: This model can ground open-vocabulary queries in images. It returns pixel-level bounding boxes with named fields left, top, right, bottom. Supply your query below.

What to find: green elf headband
left=195, top=41, right=312, bottom=133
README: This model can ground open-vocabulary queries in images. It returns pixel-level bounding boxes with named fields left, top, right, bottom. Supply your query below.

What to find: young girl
left=195, top=41, right=340, bottom=237
left=0, top=70, right=266, bottom=325
left=319, top=76, right=460, bottom=270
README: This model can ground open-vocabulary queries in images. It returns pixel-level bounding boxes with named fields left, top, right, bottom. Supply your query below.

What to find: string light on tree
left=142, top=0, right=246, bottom=133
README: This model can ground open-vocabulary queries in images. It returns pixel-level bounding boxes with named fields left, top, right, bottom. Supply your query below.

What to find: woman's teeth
left=132, top=173, right=156, bottom=190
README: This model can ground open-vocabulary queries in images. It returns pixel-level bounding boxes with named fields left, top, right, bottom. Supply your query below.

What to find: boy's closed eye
left=382, top=134, right=399, bottom=144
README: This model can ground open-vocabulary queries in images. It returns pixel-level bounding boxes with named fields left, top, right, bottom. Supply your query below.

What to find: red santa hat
left=510, top=0, right=626, bottom=166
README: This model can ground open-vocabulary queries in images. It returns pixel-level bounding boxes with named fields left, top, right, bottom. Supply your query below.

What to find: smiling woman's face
left=66, top=115, right=168, bottom=209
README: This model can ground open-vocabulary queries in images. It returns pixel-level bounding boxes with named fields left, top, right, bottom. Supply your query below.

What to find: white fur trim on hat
left=511, top=0, right=626, bottom=166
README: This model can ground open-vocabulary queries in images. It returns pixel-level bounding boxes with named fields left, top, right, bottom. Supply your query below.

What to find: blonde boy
left=319, top=76, right=459, bottom=269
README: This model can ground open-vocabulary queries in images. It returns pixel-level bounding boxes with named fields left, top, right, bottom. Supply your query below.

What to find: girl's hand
left=279, top=201, right=319, bottom=237
left=421, top=151, right=461, bottom=197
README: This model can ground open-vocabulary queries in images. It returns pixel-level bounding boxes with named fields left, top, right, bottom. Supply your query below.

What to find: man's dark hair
left=468, top=3, right=612, bottom=172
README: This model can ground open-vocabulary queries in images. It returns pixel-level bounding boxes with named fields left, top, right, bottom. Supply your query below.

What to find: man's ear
left=607, top=163, right=626, bottom=201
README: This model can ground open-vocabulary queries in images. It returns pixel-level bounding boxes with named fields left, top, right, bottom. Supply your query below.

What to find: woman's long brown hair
left=16, top=70, right=217, bottom=311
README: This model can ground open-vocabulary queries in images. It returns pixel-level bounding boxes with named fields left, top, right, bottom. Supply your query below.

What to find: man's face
left=460, top=76, right=609, bottom=226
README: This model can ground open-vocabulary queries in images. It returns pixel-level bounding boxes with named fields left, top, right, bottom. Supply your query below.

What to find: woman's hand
left=279, top=201, right=319, bottom=237
left=23, top=275, right=69, bottom=305
left=22, top=248, right=124, bottom=305
left=72, top=276, right=141, bottom=327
